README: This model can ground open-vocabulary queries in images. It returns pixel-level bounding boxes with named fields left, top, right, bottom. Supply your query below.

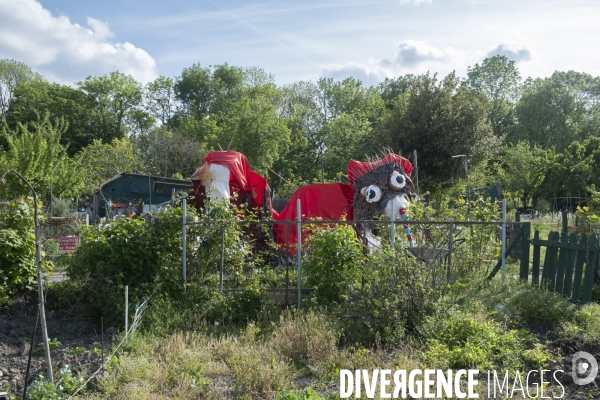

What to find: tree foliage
left=0, top=113, right=83, bottom=199
left=464, top=55, right=522, bottom=137
left=77, top=137, right=143, bottom=186
left=378, top=72, right=498, bottom=187
left=494, top=141, right=548, bottom=208
left=0, top=200, right=38, bottom=305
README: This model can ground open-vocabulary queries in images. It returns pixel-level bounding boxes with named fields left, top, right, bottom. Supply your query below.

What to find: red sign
left=59, top=236, right=79, bottom=251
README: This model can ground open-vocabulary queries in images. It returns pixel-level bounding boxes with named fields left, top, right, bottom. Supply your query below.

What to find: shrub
left=51, top=196, right=71, bottom=217
left=562, top=302, right=600, bottom=346
left=303, top=223, right=363, bottom=304
left=421, top=308, right=549, bottom=371
left=188, top=199, right=252, bottom=283
left=67, top=206, right=186, bottom=325
left=448, top=277, right=577, bottom=325
left=0, top=200, right=40, bottom=305
left=338, top=245, right=435, bottom=347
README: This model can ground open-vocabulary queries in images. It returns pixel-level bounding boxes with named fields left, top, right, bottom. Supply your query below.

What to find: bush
left=67, top=206, right=186, bottom=325
left=446, top=277, right=577, bottom=325
left=141, top=281, right=269, bottom=334
left=421, top=308, right=550, bottom=371
left=188, top=199, right=252, bottom=283
left=562, top=302, right=600, bottom=346
left=303, top=223, right=363, bottom=305
left=51, top=196, right=71, bottom=217
left=338, top=245, right=435, bottom=347
left=0, top=200, right=40, bottom=305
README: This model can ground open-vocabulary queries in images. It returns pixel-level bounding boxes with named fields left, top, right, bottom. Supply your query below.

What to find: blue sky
left=1, top=0, right=599, bottom=85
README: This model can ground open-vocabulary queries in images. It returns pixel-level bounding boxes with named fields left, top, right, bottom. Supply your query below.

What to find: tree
left=145, top=76, right=179, bottom=126
left=494, top=141, right=548, bottom=208
left=0, top=114, right=84, bottom=199
left=378, top=72, right=497, bottom=188
left=379, top=75, right=416, bottom=108
left=78, top=137, right=143, bottom=187
left=539, top=136, right=600, bottom=204
left=137, top=127, right=205, bottom=178
left=6, top=80, right=95, bottom=154
left=78, top=71, right=144, bottom=142
left=0, top=59, right=43, bottom=124
left=274, top=77, right=384, bottom=186
left=464, top=56, right=521, bottom=137
left=511, top=71, right=599, bottom=151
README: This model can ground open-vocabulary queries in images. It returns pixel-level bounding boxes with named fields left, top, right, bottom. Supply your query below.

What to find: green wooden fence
left=488, top=223, right=600, bottom=304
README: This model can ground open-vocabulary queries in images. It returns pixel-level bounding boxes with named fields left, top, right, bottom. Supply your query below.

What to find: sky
left=1, top=0, right=599, bottom=86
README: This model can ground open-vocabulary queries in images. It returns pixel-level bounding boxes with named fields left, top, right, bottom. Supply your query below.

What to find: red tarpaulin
left=347, top=153, right=413, bottom=186
left=272, top=183, right=354, bottom=252
left=189, top=151, right=268, bottom=206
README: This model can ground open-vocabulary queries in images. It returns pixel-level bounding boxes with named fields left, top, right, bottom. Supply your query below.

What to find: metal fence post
left=390, top=200, right=395, bottom=248
left=125, top=285, right=129, bottom=340
left=286, top=222, right=290, bottom=306
left=182, top=197, right=187, bottom=285
left=447, top=221, right=454, bottom=283
left=297, top=199, right=302, bottom=309
left=220, top=227, right=224, bottom=292
left=501, top=199, right=507, bottom=283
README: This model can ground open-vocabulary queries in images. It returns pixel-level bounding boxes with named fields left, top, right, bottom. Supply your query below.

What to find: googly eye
left=389, top=171, right=406, bottom=190
left=361, top=185, right=382, bottom=203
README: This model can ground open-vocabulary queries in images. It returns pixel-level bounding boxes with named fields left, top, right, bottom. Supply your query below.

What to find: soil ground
left=0, top=293, right=116, bottom=398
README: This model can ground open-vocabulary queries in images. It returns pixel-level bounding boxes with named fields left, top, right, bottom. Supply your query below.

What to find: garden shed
left=92, top=173, right=192, bottom=220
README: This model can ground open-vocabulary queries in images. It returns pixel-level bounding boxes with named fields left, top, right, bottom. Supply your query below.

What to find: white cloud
left=399, top=0, right=432, bottom=5
left=322, top=59, right=393, bottom=87
left=320, top=39, right=469, bottom=85
left=0, top=0, right=157, bottom=83
left=487, top=42, right=532, bottom=63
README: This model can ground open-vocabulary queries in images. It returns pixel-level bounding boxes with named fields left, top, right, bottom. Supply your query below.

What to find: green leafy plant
left=0, top=199, right=45, bottom=305
left=278, top=387, right=324, bottom=400
left=303, top=223, right=363, bottom=304
left=67, top=346, right=87, bottom=356
left=67, top=205, right=187, bottom=325
left=422, top=308, right=547, bottom=371
left=27, top=365, right=86, bottom=399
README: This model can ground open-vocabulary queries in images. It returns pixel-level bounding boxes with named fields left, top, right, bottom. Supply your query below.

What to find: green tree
left=274, top=77, right=384, bottom=186
left=144, top=76, right=178, bottom=126
left=494, top=141, right=548, bottom=208
left=137, top=127, right=205, bottom=178
left=78, top=71, right=144, bottom=142
left=464, top=56, right=521, bottom=137
left=0, top=59, right=43, bottom=124
left=0, top=114, right=83, bottom=199
left=78, top=137, right=143, bottom=186
left=6, top=80, right=95, bottom=154
left=379, top=75, right=416, bottom=107
left=379, top=72, right=497, bottom=188
left=512, top=71, right=599, bottom=151
left=539, top=136, right=600, bottom=203
left=173, top=64, right=289, bottom=169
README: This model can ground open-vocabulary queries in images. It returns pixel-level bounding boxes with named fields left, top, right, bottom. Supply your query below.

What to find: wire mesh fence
left=181, top=217, right=525, bottom=305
